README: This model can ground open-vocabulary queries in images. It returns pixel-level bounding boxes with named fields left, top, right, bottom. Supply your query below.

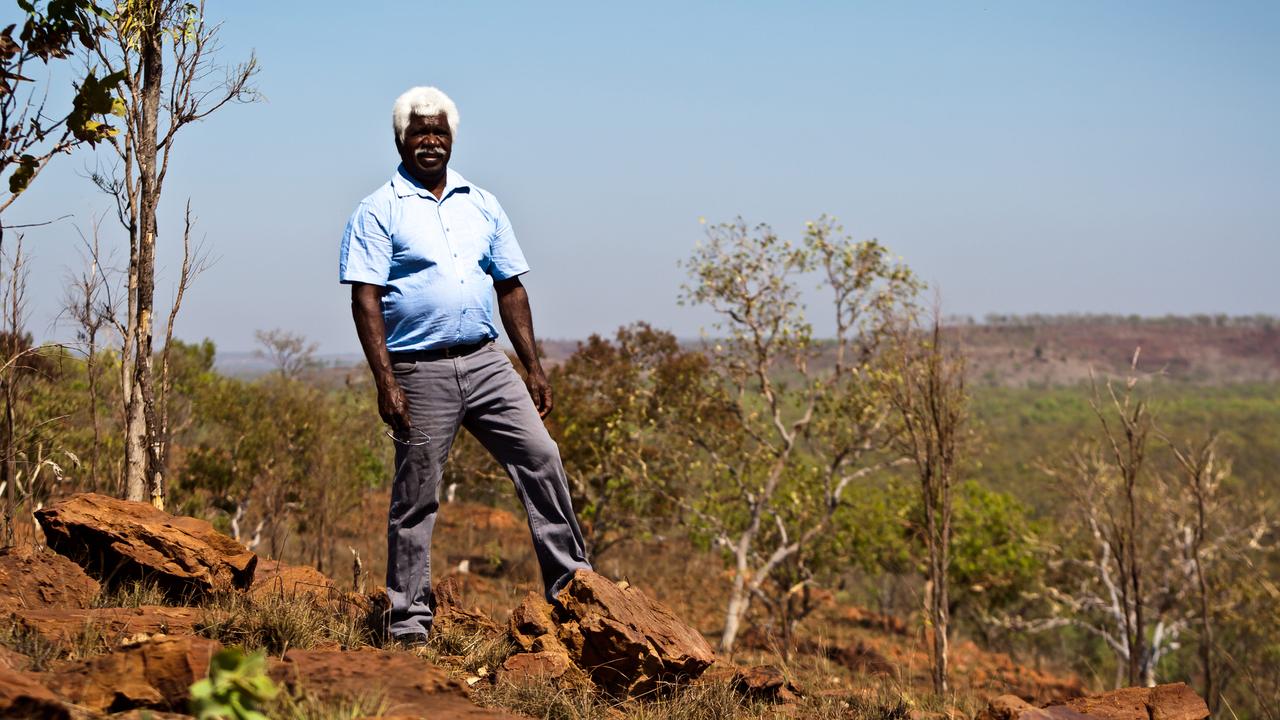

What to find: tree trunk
left=720, top=557, right=751, bottom=653
left=124, top=10, right=165, bottom=508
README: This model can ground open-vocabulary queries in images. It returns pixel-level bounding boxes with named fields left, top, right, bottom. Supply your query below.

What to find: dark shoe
left=392, top=632, right=430, bottom=648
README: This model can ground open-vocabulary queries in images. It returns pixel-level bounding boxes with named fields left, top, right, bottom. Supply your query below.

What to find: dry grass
left=197, top=591, right=374, bottom=654
left=423, top=621, right=517, bottom=675
left=270, top=687, right=388, bottom=720
left=92, top=578, right=170, bottom=608
left=0, top=619, right=109, bottom=671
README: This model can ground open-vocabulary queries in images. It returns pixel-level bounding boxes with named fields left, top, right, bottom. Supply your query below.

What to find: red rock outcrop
left=0, top=664, right=73, bottom=719
left=269, top=648, right=520, bottom=719
left=248, top=559, right=334, bottom=599
left=0, top=545, right=101, bottom=614
left=731, top=664, right=803, bottom=703
left=45, top=635, right=220, bottom=713
left=1063, top=683, right=1209, bottom=720
left=979, top=683, right=1209, bottom=720
left=35, top=493, right=257, bottom=597
left=12, top=606, right=202, bottom=646
left=552, top=569, right=716, bottom=696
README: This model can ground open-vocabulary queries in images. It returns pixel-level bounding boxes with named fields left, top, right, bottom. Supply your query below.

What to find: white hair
left=392, top=86, right=459, bottom=142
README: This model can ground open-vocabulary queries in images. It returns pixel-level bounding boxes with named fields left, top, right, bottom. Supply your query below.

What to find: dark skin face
left=395, top=111, right=453, bottom=198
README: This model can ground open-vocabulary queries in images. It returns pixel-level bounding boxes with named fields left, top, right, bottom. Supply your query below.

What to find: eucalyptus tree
left=679, top=217, right=918, bottom=652
left=90, top=0, right=256, bottom=506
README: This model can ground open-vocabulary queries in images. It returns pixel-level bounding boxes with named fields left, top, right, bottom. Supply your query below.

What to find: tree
left=678, top=217, right=917, bottom=653
left=881, top=312, right=968, bottom=694
left=548, top=322, right=721, bottom=559
left=254, top=328, right=317, bottom=381
left=90, top=0, right=257, bottom=507
left=1002, top=355, right=1277, bottom=692
left=1, top=0, right=122, bottom=220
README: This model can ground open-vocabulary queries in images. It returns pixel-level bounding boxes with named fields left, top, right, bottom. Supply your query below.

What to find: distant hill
left=220, top=315, right=1280, bottom=388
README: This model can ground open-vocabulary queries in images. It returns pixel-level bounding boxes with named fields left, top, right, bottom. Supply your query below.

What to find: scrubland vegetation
left=1, top=2, right=1277, bottom=717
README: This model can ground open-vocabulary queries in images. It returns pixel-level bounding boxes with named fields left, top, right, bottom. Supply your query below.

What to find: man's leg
left=386, top=357, right=464, bottom=638
left=461, top=344, right=592, bottom=600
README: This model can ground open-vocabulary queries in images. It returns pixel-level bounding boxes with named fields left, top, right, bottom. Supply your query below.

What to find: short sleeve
left=487, top=196, right=530, bottom=281
left=339, top=201, right=392, bottom=285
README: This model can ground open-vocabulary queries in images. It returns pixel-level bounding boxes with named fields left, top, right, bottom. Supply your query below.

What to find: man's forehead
left=408, top=111, right=449, bottom=126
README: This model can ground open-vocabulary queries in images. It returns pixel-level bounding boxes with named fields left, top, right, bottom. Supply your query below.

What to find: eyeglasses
left=385, top=427, right=432, bottom=446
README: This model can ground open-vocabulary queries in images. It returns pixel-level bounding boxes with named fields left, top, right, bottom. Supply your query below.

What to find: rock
left=553, top=569, right=716, bottom=696
left=731, top=665, right=802, bottom=703
left=0, top=545, right=101, bottom=614
left=1148, top=683, right=1212, bottom=720
left=13, top=606, right=202, bottom=646
left=828, top=640, right=895, bottom=676
left=269, top=649, right=521, bottom=719
left=1061, top=683, right=1209, bottom=720
left=976, top=695, right=1038, bottom=720
left=248, top=559, right=334, bottom=599
left=432, top=576, right=503, bottom=638
left=981, top=683, right=1210, bottom=720
left=45, top=635, right=220, bottom=713
left=0, top=645, right=30, bottom=670
left=497, top=650, right=574, bottom=683
left=35, top=493, right=257, bottom=598
left=508, top=591, right=560, bottom=652
left=0, top=664, right=73, bottom=719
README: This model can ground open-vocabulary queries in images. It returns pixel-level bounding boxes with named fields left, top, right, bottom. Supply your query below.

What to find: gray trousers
left=385, top=341, right=592, bottom=638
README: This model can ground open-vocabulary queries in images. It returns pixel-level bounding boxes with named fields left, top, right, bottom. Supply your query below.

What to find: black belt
left=390, top=340, right=490, bottom=363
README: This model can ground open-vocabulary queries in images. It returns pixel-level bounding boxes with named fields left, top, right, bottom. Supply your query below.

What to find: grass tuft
left=427, top=622, right=517, bottom=675
left=270, top=687, right=388, bottom=720
left=198, top=591, right=371, bottom=654
left=92, top=578, right=170, bottom=608
left=0, top=619, right=110, bottom=671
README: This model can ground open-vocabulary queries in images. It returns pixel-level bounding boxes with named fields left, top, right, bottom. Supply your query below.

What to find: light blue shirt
left=339, top=165, right=530, bottom=352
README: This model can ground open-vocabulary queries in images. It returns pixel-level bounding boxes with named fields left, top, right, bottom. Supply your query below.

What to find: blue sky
left=5, top=1, right=1278, bottom=353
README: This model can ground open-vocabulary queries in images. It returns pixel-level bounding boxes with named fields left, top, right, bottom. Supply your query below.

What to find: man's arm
left=494, top=276, right=552, bottom=417
left=351, top=282, right=412, bottom=434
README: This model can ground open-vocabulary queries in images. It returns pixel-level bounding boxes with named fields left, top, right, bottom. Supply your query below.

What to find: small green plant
left=189, top=647, right=279, bottom=720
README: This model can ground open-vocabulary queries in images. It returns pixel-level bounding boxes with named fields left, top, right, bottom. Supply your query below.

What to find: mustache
left=415, top=148, right=445, bottom=159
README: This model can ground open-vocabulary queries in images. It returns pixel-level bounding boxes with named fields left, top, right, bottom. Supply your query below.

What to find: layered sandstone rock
left=12, top=606, right=202, bottom=646
left=552, top=570, right=715, bottom=696
left=0, top=664, right=73, bottom=719
left=979, top=683, right=1210, bottom=720
left=35, top=493, right=257, bottom=597
left=0, top=545, right=100, bottom=614
left=270, top=648, right=521, bottom=719
left=248, top=559, right=334, bottom=600
left=731, top=664, right=803, bottom=704
left=46, top=635, right=220, bottom=713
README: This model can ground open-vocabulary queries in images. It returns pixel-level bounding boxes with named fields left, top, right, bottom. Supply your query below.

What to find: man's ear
left=394, top=137, right=404, bottom=155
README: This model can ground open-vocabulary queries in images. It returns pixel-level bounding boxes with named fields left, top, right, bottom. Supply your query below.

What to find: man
left=339, top=86, right=592, bottom=643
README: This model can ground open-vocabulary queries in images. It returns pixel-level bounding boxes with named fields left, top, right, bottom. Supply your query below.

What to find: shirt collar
left=392, top=164, right=471, bottom=201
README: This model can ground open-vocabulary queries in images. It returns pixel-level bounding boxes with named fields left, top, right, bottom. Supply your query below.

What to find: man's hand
left=495, top=276, right=554, bottom=418
left=526, top=368, right=553, bottom=418
left=378, top=381, right=413, bottom=435
left=351, top=282, right=417, bottom=435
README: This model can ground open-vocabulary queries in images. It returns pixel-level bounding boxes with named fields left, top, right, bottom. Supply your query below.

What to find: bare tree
left=882, top=309, right=967, bottom=695
left=1167, top=432, right=1224, bottom=711
left=90, top=0, right=258, bottom=507
left=678, top=217, right=917, bottom=653
left=995, top=355, right=1277, bottom=692
left=62, top=217, right=112, bottom=491
left=254, top=328, right=318, bottom=380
